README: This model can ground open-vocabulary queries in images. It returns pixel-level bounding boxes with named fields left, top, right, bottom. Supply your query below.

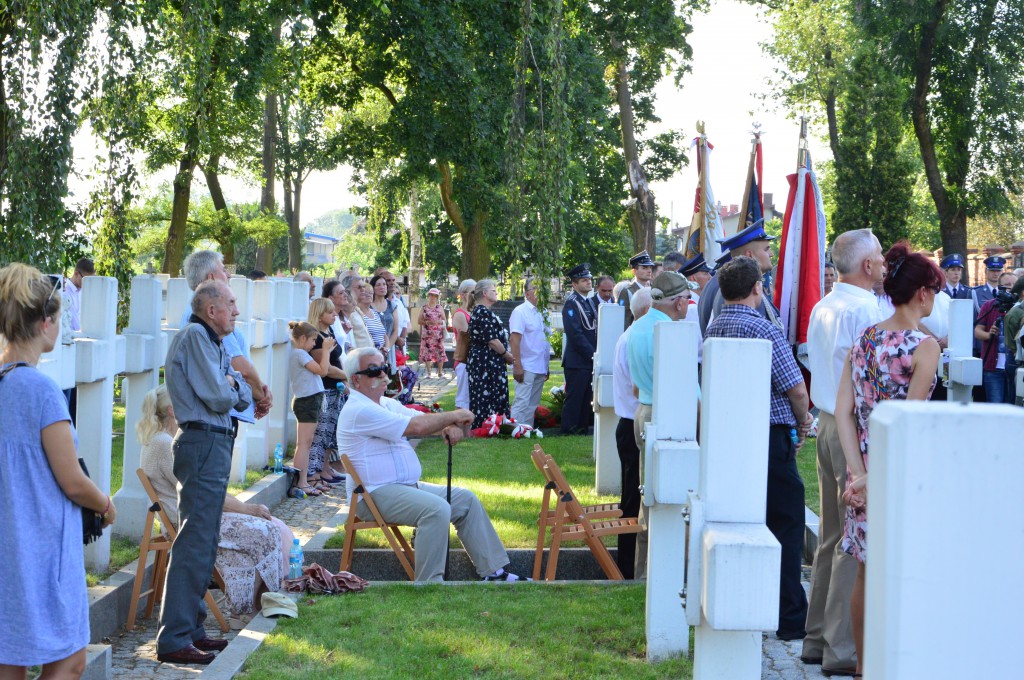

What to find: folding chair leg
left=127, top=519, right=156, bottom=632
left=533, top=486, right=552, bottom=581
left=545, top=499, right=568, bottom=581
left=146, top=549, right=168, bottom=619
left=340, top=504, right=359, bottom=573
left=204, top=590, right=230, bottom=633
left=586, top=535, right=625, bottom=580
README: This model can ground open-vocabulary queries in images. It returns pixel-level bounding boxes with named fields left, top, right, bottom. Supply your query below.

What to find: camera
left=993, top=287, right=1017, bottom=314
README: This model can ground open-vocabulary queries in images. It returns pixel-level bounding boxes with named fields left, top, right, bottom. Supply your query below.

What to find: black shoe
left=157, top=645, right=215, bottom=665
left=194, top=636, right=229, bottom=652
left=800, top=654, right=824, bottom=665
left=776, top=629, right=807, bottom=641
left=822, top=666, right=858, bottom=677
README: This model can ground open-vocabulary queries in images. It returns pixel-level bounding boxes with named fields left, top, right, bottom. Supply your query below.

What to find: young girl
left=288, top=321, right=334, bottom=498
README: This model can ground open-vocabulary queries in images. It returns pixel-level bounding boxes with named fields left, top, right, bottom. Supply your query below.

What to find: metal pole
left=444, top=438, right=453, bottom=580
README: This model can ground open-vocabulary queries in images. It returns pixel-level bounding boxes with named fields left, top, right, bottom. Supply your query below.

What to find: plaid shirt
left=705, top=304, right=804, bottom=426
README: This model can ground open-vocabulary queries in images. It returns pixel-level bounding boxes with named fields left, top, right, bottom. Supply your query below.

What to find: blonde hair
left=289, top=320, right=318, bottom=340
left=307, top=298, right=335, bottom=327
left=136, top=384, right=173, bottom=447
left=0, top=263, right=61, bottom=345
left=468, top=278, right=495, bottom=310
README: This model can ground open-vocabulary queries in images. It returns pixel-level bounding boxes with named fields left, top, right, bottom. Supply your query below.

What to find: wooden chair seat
left=531, top=445, right=640, bottom=581
left=339, top=454, right=416, bottom=581
left=126, top=469, right=230, bottom=633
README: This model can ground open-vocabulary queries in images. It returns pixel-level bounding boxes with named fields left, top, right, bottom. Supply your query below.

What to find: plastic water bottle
left=273, top=443, right=283, bottom=474
left=789, top=428, right=800, bottom=445
left=289, top=538, right=303, bottom=579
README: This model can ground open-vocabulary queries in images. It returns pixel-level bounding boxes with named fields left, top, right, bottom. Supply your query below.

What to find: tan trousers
left=632, top=403, right=653, bottom=580
left=802, top=411, right=858, bottom=668
left=356, top=481, right=509, bottom=583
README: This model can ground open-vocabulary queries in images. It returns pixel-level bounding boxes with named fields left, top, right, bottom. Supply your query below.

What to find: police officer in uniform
left=680, top=253, right=713, bottom=299
left=618, top=250, right=655, bottom=329
left=698, top=220, right=783, bottom=335
left=940, top=253, right=972, bottom=300
left=973, top=256, right=1007, bottom=314
left=561, top=263, right=598, bottom=434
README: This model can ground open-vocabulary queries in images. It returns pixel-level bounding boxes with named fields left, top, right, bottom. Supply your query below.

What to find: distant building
left=671, top=193, right=784, bottom=252
left=304, top=231, right=339, bottom=266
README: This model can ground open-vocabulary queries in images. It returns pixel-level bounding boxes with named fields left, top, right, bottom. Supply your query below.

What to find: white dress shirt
left=337, top=389, right=419, bottom=492
left=391, top=294, right=411, bottom=334
left=682, top=294, right=703, bottom=363
left=64, top=278, right=82, bottom=331
left=807, top=282, right=885, bottom=415
left=508, top=299, right=551, bottom=374
left=613, top=328, right=640, bottom=419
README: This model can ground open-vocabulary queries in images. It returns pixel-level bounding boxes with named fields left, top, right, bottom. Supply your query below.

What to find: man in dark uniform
left=618, top=250, right=655, bottom=329
left=973, top=256, right=1007, bottom=314
left=940, top=254, right=972, bottom=300
left=561, top=263, right=598, bottom=434
left=698, top=220, right=782, bottom=335
left=680, top=253, right=713, bottom=299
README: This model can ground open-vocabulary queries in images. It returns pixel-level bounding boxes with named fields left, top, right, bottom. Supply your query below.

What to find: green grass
left=85, top=535, right=140, bottom=587
left=324, top=435, right=616, bottom=550
left=111, top=403, right=125, bottom=495
left=798, top=437, right=819, bottom=514
left=238, top=583, right=692, bottom=680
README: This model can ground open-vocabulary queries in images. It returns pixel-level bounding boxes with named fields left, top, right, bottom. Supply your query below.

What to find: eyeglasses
left=43, top=277, right=60, bottom=315
left=354, top=364, right=387, bottom=378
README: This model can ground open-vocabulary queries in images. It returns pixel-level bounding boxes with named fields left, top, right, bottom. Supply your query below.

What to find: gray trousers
left=156, top=428, right=232, bottom=654
left=356, top=481, right=509, bottom=583
left=802, top=412, right=858, bottom=667
left=510, top=370, right=546, bottom=426
left=633, top=403, right=653, bottom=580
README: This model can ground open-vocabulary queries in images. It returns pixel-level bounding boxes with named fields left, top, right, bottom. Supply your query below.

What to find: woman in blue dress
left=0, top=263, right=116, bottom=678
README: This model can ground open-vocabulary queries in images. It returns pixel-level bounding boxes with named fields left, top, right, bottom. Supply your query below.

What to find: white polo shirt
left=807, top=282, right=885, bottom=415
left=337, top=389, right=420, bottom=492
left=508, top=299, right=551, bottom=374
left=613, top=328, right=640, bottom=419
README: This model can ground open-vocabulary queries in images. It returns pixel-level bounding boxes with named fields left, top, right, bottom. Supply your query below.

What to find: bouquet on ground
left=470, top=413, right=543, bottom=439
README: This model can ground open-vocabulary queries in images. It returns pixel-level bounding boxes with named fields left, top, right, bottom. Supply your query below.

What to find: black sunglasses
left=355, top=364, right=387, bottom=378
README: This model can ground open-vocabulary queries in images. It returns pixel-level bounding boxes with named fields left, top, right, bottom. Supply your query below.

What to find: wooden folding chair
left=531, top=445, right=641, bottom=581
left=126, top=469, right=230, bottom=632
left=339, top=454, right=416, bottom=581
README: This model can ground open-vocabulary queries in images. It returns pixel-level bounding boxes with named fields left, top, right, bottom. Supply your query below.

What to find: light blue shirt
left=180, top=306, right=255, bottom=423
left=626, top=308, right=671, bottom=406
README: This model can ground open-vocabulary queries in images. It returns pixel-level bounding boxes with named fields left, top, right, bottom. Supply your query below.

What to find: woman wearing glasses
left=0, top=264, right=116, bottom=678
left=835, top=243, right=941, bottom=679
left=466, top=279, right=513, bottom=429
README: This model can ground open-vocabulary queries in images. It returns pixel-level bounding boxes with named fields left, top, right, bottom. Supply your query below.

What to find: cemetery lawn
left=237, top=582, right=692, bottom=680
left=433, top=359, right=564, bottom=412
left=324, top=435, right=617, bottom=550
left=798, top=438, right=819, bottom=514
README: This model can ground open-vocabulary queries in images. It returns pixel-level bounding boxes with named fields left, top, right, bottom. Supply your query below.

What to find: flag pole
left=738, top=126, right=761, bottom=232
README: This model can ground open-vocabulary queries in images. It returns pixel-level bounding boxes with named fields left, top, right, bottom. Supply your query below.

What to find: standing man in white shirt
left=802, top=228, right=886, bottom=675
left=508, top=278, right=551, bottom=427
left=611, top=287, right=651, bottom=579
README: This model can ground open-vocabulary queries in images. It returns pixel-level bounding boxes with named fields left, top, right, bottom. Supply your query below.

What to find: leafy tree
left=331, top=224, right=381, bottom=275
left=306, top=209, right=356, bottom=237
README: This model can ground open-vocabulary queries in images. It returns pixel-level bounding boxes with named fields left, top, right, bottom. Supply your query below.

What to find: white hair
left=629, top=287, right=652, bottom=317
left=831, top=229, right=878, bottom=275
left=183, top=250, right=223, bottom=290
left=457, top=279, right=476, bottom=298
left=612, top=280, right=630, bottom=302
left=342, top=347, right=383, bottom=378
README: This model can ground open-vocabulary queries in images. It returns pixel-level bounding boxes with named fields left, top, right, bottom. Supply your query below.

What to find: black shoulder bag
left=0, top=362, right=105, bottom=544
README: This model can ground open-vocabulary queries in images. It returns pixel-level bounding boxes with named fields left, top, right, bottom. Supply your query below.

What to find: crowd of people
left=2, top=230, right=1021, bottom=675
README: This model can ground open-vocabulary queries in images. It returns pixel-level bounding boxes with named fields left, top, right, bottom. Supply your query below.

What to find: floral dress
left=842, top=325, right=936, bottom=563
left=419, top=303, right=447, bottom=363
left=468, top=305, right=510, bottom=428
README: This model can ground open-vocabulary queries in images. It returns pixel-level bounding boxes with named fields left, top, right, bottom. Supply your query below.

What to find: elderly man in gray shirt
left=157, top=280, right=252, bottom=665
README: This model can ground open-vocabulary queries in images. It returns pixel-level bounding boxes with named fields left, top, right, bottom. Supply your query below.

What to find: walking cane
left=443, top=435, right=454, bottom=580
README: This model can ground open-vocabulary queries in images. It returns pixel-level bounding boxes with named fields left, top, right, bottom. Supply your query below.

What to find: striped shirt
left=705, top=304, right=804, bottom=426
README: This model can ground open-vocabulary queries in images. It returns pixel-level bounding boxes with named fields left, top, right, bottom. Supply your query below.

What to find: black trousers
left=615, top=417, right=641, bottom=579
left=767, top=425, right=809, bottom=636
left=560, top=366, right=594, bottom=434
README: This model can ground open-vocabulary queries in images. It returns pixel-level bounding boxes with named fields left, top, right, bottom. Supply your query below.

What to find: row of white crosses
left=593, top=294, right=1020, bottom=677
left=38, top=274, right=309, bottom=571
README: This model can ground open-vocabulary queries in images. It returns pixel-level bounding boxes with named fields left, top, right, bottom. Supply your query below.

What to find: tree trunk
left=614, top=56, right=656, bottom=254
left=163, top=154, right=195, bottom=275
left=438, top=160, right=490, bottom=279
left=292, top=178, right=303, bottom=267
left=202, top=155, right=234, bottom=264
left=256, top=22, right=281, bottom=274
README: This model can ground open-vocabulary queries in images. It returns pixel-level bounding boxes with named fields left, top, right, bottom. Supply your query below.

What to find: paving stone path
left=106, top=372, right=830, bottom=679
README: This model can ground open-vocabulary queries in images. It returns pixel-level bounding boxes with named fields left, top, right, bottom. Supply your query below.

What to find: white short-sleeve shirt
left=508, top=299, right=551, bottom=374
left=613, top=329, right=640, bottom=419
left=337, top=389, right=420, bottom=492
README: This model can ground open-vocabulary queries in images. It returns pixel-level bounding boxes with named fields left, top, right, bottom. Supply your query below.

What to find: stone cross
left=864, top=401, right=1024, bottom=678
left=113, top=275, right=166, bottom=539
left=592, top=303, right=624, bottom=494
left=688, top=337, right=780, bottom=678
left=228, top=276, right=255, bottom=483
left=944, top=298, right=982, bottom=402
left=644, top=320, right=700, bottom=660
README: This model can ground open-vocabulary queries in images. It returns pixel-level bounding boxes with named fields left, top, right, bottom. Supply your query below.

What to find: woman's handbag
left=0, top=362, right=105, bottom=545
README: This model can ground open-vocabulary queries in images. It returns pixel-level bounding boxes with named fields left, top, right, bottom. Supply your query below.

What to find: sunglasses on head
left=355, top=364, right=387, bottom=378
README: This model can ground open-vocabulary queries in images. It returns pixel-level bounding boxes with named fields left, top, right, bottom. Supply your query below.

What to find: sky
left=77, top=0, right=829, bottom=233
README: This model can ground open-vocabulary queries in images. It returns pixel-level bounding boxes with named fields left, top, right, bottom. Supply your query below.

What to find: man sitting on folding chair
left=338, top=347, right=523, bottom=583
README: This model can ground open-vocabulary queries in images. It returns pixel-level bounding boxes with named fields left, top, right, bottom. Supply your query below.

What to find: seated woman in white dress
left=138, top=385, right=294, bottom=616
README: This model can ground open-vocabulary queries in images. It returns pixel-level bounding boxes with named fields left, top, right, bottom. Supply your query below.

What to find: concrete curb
left=87, top=471, right=292, bottom=644
left=199, top=610, right=280, bottom=679
left=83, top=644, right=111, bottom=680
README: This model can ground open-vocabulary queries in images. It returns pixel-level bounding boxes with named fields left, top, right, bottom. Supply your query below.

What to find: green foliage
left=305, top=209, right=356, bottom=238
left=331, top=225, right=381, bottom=275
